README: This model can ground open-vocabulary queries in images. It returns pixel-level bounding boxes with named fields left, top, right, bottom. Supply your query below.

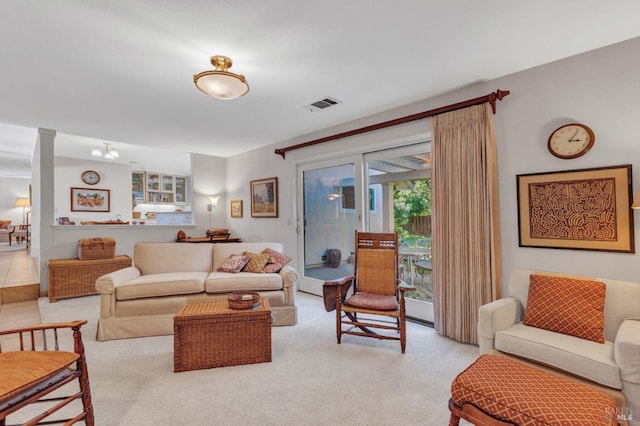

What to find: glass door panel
left=175, top=176, right=187, bottom=203
left=365, top=144, right=433, bottom=322
left=297, top=162, right=358, bottom=295
left=162, top=175, right=174, bottom=192
left=132, top=172, right=144, bottom=202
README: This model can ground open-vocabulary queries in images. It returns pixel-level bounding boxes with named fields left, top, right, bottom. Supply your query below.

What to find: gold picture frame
left=230, top=200, right=243, bottom=218
left=250, top=177, right=278, bottom=218
left=70, top=187, right=111, bottom=212
left=517, top=164, right=634, bottom=253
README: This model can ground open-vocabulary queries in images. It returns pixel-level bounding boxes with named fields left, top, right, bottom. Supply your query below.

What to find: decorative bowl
left=227, top=292, right=260, bottom=310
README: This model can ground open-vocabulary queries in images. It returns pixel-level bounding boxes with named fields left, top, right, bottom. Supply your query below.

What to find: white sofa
left=96, top=242, right=298, bottom=341
left=478, top=268, right=640, bottom=425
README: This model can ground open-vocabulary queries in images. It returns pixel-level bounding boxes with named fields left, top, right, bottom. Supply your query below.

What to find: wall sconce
left=207, top=195, right=220, bottom=228
left=632, top=190, right=640, bottom=209
left=207, top=196, right=220, bottom=211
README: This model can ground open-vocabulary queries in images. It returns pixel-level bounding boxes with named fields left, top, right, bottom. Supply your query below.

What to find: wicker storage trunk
left=77, top=237, right=115, bottom=260
left=48, top=255, right=131, bottom=302
left=174, top=299, right=272, bottom=372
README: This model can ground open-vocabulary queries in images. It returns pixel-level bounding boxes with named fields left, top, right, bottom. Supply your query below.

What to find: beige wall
left=225, top=36, right=640, bottom=295
left=26, top=37, right=640, bottom=296
left=0, top=177, right=32, bottom=225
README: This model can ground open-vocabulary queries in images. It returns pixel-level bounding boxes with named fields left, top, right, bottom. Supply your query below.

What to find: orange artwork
left=517, top=165, right=634, bottom=253
left=528, top=178, right=616, bottom=241
left=70, top=187, right=111, bottom=212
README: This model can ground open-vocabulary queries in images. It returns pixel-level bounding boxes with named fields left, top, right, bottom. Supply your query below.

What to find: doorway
left=297, top=157, right=361, bottom=296
left=296, top=143, right=432, bottom=322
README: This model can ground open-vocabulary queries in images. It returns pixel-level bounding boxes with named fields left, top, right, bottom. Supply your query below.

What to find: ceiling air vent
left=306, top=97, right=341, bottom=111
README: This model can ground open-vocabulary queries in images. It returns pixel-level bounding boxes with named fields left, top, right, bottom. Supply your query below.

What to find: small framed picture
left=230, top=200, right=243, bottom=218
left=250, top=177, right=278, bottom=218
left=70, top=187, right=110, bottom=212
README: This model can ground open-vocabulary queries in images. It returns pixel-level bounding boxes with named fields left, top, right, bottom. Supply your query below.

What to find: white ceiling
left=2, top=1, right=640, bottom=178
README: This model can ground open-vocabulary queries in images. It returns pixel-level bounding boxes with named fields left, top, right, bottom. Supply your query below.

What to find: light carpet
left=20, top=292, right=479, bottom=425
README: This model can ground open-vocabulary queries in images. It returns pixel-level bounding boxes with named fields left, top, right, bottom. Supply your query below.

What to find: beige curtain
left=430, top=103, right=501, bottom=344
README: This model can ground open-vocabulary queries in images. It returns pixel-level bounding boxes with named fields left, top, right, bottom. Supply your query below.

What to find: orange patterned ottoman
left=449, top=354, right=619, bottom=426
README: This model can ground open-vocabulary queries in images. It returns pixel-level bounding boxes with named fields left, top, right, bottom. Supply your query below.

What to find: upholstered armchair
left=0, top=220, right=14, bottom=245
left=478, top=269, right=640, bottom=425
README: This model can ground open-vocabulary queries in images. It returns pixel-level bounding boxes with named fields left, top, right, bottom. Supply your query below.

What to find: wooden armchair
left=0, top=320, right=94, bottom=425
left=324, top=231, right=415, bottom=353
left=11, top=224, right=30, bottom=246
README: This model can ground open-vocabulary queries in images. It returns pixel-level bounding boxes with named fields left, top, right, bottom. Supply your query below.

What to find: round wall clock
left=547, top=123, right=595, bottom=159
left=81, top=170, right=100, bottom=185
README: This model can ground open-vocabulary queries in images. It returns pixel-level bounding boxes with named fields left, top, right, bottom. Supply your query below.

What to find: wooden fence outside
left=403, top=215, right=431, bottom=236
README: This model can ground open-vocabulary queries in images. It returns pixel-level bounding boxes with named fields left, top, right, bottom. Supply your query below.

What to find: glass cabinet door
left=132, top=172, right=144, bottom=201
left=175, top=176, right=187, bottom=203
left=147, top=173, right=160, bottom=191
left=162, top=175, right=174, bottom=192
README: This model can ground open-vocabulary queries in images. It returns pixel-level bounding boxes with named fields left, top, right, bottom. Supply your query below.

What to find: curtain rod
left=274, top=89, right=510, bottom=159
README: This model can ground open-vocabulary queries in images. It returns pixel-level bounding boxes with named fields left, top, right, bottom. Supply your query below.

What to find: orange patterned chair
left=478, top=269, right=640, bottom=425
left=449, top=354, right=621, bottom=426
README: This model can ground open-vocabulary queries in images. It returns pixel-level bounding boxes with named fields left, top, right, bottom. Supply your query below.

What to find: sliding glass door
left=296, top=144, right=432, bottom=323
left=296, top=157, right=361, bottom=295
left=365, top=144, right=433, bottom=322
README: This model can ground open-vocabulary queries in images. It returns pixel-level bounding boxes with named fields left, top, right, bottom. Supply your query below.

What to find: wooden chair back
left=354, top=231, right=399, bottom=296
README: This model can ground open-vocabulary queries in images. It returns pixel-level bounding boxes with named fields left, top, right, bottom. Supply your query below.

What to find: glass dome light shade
left=193, top=56, right=249, bottom=100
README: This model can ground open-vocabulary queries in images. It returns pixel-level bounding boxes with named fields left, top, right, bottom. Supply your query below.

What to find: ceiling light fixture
left=91, top=143, right=119, bottom=160
left=193, top=55, right=249, bottom=100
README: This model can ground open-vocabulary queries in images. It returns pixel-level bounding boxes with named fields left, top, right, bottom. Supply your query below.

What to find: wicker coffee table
left=173, top=298, right=272, bottom=372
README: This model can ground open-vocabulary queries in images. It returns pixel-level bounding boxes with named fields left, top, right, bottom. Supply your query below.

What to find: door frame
left=295, top=155, right=364, bottom=296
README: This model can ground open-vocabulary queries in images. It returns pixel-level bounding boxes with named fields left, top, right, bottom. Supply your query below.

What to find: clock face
left=82, top=170, right=100, bottom=185
left=548, top=124, right=595, bottom=159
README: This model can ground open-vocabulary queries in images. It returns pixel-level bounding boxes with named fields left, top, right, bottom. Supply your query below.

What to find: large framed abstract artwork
left=517, top=164, right=634, bottom=253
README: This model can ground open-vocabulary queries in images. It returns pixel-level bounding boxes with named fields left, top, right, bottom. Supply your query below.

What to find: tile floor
left=0, top=247, right=41, bottom=331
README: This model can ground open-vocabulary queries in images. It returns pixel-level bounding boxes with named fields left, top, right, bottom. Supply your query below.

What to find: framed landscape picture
left=516, top=164, right=634, bottom=253
left=230, top=200, right=243, bottom=218
left=250, top=177, right=278, bottom=218
left=70, top=187, right=110, bottom=212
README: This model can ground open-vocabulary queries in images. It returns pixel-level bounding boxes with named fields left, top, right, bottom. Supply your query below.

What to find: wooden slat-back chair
left=0, top=320, right=94, bottom=425
left=325, top=231, right=415, bottom=353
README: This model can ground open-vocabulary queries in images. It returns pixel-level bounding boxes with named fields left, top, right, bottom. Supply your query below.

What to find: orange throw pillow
left=242, top=252, right=271, bottom=273
left=523, top=274, right=606, bottom=343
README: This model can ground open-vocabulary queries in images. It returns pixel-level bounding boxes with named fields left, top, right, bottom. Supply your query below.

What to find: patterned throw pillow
left=242, top=252, right=272, bottom=273
left=0, top=220, right=11, bottom=230
left=261, top=248, right=293, bottom=273
left=216, top=254, right=250, bottom=273
left=523, top=274, right=606, bottom=343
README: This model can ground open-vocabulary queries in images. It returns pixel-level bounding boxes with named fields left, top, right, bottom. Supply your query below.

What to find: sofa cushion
left=495, top=322, right=621, bottom=389
left=216, top=254, right=250, bottom=273
left=133, top=243, right=213, bottom=275
left=116, top=272, right=207, bottom=300
left=262, top=248, right=292, bottom=273
left=242, top=252, right=271, bottom=273
left=524, top=274, right=606, bottom=343
left=205, top=272, right=283, bottom=293
left=0, top=220, right=11, bottom=230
